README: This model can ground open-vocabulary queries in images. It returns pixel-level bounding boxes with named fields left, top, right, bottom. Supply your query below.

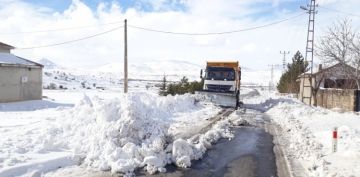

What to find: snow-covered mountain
left=37, top=58, right=63, bottom=69
left=41, top=59, right=203, bottom=90
left=40, top=58, right=281, bottom=90
left=96, top=60, right=202, bottom=81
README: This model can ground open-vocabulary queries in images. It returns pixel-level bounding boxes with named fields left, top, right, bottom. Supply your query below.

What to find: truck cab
left=200, top=61, right=242, bottom=108
left=201, top=61, right=241, bottom=94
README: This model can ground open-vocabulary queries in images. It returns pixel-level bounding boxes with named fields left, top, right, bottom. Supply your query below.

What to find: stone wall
left=316, top=89, right=357, bottom=112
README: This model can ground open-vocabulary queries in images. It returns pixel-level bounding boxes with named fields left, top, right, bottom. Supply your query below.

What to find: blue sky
left=23, top=0, right=309, bottom=17
left=24, top=0, right=184, bottom=12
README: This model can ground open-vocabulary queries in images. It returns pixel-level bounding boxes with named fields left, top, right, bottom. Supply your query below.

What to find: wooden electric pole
left=124, top=19, right=128, bottom=93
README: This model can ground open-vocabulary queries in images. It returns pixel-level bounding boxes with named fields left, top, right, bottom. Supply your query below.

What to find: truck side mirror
left=200, top=69, right=203, bottom=79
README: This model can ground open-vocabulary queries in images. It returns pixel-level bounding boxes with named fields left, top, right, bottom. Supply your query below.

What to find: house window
left=324, top=79, right=357, bottom=89
left=324, top=79, right=336, bottom=88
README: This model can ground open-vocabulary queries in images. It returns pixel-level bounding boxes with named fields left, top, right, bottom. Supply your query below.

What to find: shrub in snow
left=48, top=83, right=57, bottom=89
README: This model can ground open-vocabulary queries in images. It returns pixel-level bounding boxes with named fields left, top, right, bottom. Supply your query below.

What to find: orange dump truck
left=198, top=61, right=242, bottom=108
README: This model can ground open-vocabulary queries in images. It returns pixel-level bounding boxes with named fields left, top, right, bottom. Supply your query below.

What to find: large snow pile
left=62, top=93, right=224, bottom=175
left=267, top=102, right=360, bottom=177
left=0, top=92, right=233, bottom=176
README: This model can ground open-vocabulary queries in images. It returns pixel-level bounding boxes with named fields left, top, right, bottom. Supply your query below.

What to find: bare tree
left=312, top=73, right=325, bottom=106
left=350, top=36, right=360, bottom=89
left=316, top=19, right=360, bottom=89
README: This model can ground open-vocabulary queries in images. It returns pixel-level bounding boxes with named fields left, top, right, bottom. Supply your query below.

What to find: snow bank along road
left=244, top=89, right=360, bottom=177
left=1, top=88, right=359, bottom=177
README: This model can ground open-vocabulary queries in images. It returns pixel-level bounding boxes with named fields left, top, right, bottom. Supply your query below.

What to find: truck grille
left=206, top=84, right=232, bottom=92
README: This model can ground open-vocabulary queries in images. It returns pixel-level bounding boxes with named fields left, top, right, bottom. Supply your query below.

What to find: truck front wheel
left=235, top=91, right=240, bottom=109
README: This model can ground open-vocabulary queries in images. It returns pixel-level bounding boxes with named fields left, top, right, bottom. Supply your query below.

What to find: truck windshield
left=205, top=67, right=235, bottom=81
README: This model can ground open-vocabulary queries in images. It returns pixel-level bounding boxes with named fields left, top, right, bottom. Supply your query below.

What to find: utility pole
left=124, top=19, right=128, bottom=93
left=300, top=0, right=317, bottom=105
left=268, top=64, right=282, bottom=91
left=280, top=51, right=290, bottom=73
left=270, top=65, right=274, bottom=91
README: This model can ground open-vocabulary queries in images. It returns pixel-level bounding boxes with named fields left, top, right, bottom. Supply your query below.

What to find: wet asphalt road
left=136, top=126, right=277, bottom=177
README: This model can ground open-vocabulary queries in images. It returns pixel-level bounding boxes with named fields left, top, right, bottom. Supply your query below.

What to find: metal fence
left=356, top=90, right=360, bottom=112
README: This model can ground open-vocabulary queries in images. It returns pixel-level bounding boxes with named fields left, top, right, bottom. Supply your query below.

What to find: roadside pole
left=332, top=127, right=338, bottom=153
left=124, top=19, right=128, bottom=93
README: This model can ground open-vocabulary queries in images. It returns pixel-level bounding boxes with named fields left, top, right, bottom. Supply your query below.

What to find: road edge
left=266, top=124, right=292, bottom=177
left=263, top=115, right=293, bottom=177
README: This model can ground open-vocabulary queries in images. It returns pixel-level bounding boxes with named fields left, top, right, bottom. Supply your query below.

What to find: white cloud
left=317, top=0, right=339, bottom=5
left=0, top=0, right=359, bottom=70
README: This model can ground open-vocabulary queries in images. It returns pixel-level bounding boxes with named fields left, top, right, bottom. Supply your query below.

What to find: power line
left=15, top=26, right=123, bottom=50
left=11, top=12, right=305, bottom=49
left=0, top=20, right=124, bottom=35
left=0, top=12, right=306, bottom=36
left=318, top=6, right=360, bottom=18
left=128, top=13, right=306, bottom=36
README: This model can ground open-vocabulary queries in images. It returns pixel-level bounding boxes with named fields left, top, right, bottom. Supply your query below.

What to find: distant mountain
left=96, top=60, right=203, bottom=80
left=37, top=58, right=62, bottom=69
left=240, top=66, right=254, bottom=71
left=95, top=60, right=271, bottom=82
left=40, top=59, right=278, bottom=89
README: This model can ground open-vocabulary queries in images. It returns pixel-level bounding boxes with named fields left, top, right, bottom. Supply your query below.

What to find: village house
left=298, top=63, right=360, bottom=112
left=0, top=42, right=43, bottom=102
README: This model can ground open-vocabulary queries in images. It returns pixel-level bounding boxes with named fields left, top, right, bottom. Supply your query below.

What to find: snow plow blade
left=195, top=91, right=238, bottom=108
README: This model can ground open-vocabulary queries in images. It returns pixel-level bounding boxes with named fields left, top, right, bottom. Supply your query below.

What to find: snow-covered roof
left=0, top=53, right=42, bottom=67
left=0, top=42, right=14, bottom=50
left=298, top=63, right=358, bottom=80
